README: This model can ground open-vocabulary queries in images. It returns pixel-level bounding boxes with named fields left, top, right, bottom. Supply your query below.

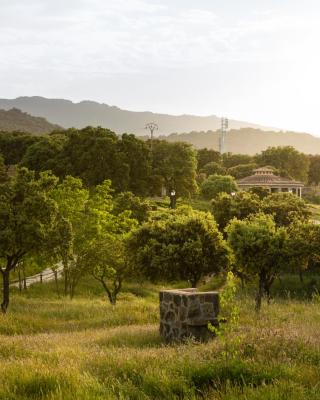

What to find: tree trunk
left=54, top=270, right=60, bottom=296
left=190, top=274, right=200, bottom=288
left=299, top=269, right=304, bottom=283
left=22, top=264, right=27, bottom=290
left=1, top=270, right=10, bottom=314
left=64, top=269, right=69, bottom=296
left=18, top=268, right=22, bottom=293
left=255, top=275, right=264, bottom=312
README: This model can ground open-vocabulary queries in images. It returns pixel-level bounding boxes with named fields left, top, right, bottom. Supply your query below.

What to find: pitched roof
left=237, top=166, right=304, bottom=187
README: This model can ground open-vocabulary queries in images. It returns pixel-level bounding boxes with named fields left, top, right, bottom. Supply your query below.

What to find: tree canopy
left=127, top=207, right=230, bottom=287
left=201, top=174, right=238, bottom=200
left=255, top=146, right=310, bottom=183
left=226, top=213, right=287, bottom=310
left=0, top=168, right=59, bottom=312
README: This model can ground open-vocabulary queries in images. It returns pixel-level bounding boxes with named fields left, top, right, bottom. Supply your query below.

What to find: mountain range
left=0, top=96, right=272, bottom=136
left=1, top=96, right=320, bottom=155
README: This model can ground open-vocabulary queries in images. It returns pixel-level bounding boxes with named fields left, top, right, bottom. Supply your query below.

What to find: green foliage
left=52, top=176, right=138, bottom=300
left=308, top=154, right=320, bottom=185
left=0, top=132, right=40, bottom=165
left=249, top=186, right=270, bottom=199
left=86, top=235, right=131, bottom=305
left=212, top=191, right=261, bottom=231
left=120, top=133, right=152, bottom=196
left=255, top=146, right=310, bottom=183
left=197, top=148, right=221, bottom=170
left=208, top=272, right=241, bottom=362
left=151, top=140, right=198, bottom=197
left=127, top=207, right=230, bottom=287
left=0, top=154, right=8, bottom=183
left=286, top=221, right=320, bottom=276
left=201, top=174, right=238, bottom=200
left=53, top=127, right=130, bottom=190
left=113, top=192, right=151, bottom=223
left=227, top=163, right=257, bottom=179
left=226, top=213, right=287, bottom=310
left=0, top=168, right=59, bottom=312
left=201, top=161, right=226, bottom=176
left=222, top=153, right=254, bottom=168
left=20, top=136, right=64, bottom=173
left=262, top=192, right=310, bottom=227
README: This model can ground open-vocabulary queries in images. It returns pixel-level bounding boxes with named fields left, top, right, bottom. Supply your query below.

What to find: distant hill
left=0, top=97, right=274, bottom=135
left=0, top=108, right=61, bottom=134
left=2, top=97, right=320, bottom=155
left=164, top=128, right=320, bottom=155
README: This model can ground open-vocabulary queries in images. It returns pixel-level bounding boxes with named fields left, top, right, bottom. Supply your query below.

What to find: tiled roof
left=237, top=167, right=303, bottom=187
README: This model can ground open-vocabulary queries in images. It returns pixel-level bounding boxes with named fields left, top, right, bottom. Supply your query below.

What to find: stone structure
left=159, top=288, right=219, bottom=342
left=237, top=166, right=304, bottom=197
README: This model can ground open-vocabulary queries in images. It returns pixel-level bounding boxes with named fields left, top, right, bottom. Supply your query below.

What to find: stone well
left=159, top=288, right=219, bottom=342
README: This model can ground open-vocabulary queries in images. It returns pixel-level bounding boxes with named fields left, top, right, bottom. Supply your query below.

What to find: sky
left=1, top=0, right=320, bottom=134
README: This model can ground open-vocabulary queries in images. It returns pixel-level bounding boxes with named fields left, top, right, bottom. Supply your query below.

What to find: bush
left=201, top=175, right=237, bottom=200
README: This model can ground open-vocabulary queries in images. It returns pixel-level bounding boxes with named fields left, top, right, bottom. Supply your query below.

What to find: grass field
left=1, top=276, right=320, bottom=399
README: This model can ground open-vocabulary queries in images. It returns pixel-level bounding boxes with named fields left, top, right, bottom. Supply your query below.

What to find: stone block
left=159, top=288, right=219, bottom=342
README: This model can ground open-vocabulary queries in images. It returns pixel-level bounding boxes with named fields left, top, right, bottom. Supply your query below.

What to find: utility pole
left=219, top=117, right=228, bottom=154
left=145, top=122, right=158, bottom=152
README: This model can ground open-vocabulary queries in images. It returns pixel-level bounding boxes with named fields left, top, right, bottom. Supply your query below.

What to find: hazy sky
left=1, top=0, right=320, bottom=134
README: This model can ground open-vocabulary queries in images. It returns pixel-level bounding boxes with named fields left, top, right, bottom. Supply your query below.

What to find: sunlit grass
left=1, top=275, right=320, bottom=399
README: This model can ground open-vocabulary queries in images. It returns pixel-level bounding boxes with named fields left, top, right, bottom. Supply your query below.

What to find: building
left=237, top=167, right=304, bottom=197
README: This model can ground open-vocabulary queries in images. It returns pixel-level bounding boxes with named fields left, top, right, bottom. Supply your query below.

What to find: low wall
left=159, top=288, right=219, bottom=342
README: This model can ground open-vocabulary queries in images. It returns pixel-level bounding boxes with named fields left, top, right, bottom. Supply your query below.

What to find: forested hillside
left=164, top=128, right=320, bottom=155
left=0, top=108, right=61, bottom=134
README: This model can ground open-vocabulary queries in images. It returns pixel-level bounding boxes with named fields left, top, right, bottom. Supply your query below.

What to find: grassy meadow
left=1, top=276, right=320, bottom=399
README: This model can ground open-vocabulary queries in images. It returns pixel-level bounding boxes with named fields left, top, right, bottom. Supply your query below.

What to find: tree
left=255, top=146, right=310, bottom=183
left=249, top=186, right=270, bottom=199
left=86, top=234, right=131, bottom=305
left=51, top=176, right=89, bottom=297
left=53, top=127, right=129, bottom=190
left=212, top=191, right=261, bottom=231
left=227, top=163, right=257, bottom=179
left=120, top=134, right=152, bottom=196
left=127, top=208, right=230, bottom=287
left=113, top=192, right=151, bottom=224
left=20, top=136, right=64, bottom=173
left=0, top=154, right=8, bottom=183
left=222, top=153, right=254, bottom=169
left=262, top=192, right=310, bottom=227
left=226, top=213, right=287, bottom=311
left=201, top=162, right=226, bottom=176
left=151, top=140, right=198, bottom=197
left=0, top=168, right=59, bottom=313
left=197, top=148, right=222, bottom=170
left=201, top=175, right=237, bottom=200
left=0, top=132, right=40, bottom=165
left=286, top=221, right=320, bottom=281
left=308, top=155, right=320, bottom=185
left=52, top=177, right=137, bottom=299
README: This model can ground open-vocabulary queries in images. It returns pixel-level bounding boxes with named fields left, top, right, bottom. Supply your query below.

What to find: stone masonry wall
left=159, top=288, right=219, bottom=342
